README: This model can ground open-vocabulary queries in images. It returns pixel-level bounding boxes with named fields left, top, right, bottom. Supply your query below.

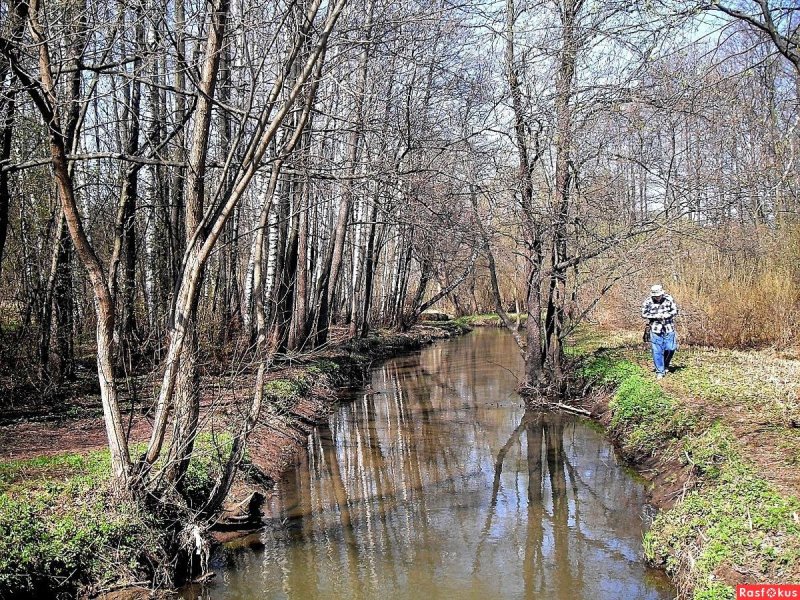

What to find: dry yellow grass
left=595, top=223, right=800, bottom=351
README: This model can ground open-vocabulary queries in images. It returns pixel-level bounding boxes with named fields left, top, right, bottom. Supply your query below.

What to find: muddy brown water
left=194, top=328, right=675, bottom=600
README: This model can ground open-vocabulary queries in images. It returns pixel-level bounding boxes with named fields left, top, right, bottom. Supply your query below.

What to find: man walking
left=641, top=284, right=678, bottom=379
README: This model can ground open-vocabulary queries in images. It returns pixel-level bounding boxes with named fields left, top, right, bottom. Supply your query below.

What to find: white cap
left=650, top=284, right=664, bottom=297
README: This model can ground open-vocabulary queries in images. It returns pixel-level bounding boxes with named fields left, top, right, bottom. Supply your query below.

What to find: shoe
left=656, top=373, right=664, bottom=379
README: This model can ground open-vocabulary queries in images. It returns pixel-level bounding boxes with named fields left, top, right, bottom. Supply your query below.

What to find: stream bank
left=0, top=322, right=468, bottom=599
left=446, top=318, right=800, bottom=598
left=188, top=327, right=674, bottom=600
left=571, top=328, right=800, bottom=600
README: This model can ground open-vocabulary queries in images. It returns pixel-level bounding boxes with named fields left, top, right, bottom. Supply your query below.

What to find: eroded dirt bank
left=569, top=328, right=800, bottom=600
left=0, top=323, right=468, bottom=598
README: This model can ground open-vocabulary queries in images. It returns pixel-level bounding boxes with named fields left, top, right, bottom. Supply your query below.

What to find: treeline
left=0, top=0, right=481, bottom=389
left=0, top=0, right=798, bottom=570
left=0, top=0, right=492, bottom=584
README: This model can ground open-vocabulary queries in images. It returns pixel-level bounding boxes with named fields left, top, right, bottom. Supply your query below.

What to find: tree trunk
left=289, top=171, right=311, bottom=349
left=317, top=0, right=375, bottom=344
left=19, top=0, right=132, bottom=482
left=355, top=188, right=380, bottom=337
left=154, top=0, right=231, bottom=482
left=0, top=60, right=19, bottom=278
left=119, top=6, right=144, bottom=356
left=146, top=0, right=346, bottom=472
left=544, top=0, right=578, bottom=394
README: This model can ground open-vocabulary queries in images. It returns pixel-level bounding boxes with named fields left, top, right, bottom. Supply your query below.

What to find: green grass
left=579, top=352, right=642, bottom=385
left=0, top=321, right=468, bottom=595
left=182, top=432, right=235, bottom=502
left=0, top=449, right=156, bottom=595
left=306, top=359, right=340, bottom=376
left=263, top=376, right=310, bottom=405
left=645, top=424, right=800, bottom=599
left=581, top=352, right=694, bottom=455
left=667, top=349, right=800, bottom=427
left=0, top=435, right=232, bottom=596
left=578, top=333, right=800, bottom=599
left=565, top=326, right=640, bottom=357
left=0, top=450, right=113, bottom=495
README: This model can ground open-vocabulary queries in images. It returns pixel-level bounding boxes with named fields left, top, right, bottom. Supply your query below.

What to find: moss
left=263, top=376, right=310, bottom=404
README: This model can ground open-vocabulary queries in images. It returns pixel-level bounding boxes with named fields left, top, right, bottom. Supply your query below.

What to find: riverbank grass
left=644, top=423, right=800, bottom=599
left=0, top=449, right=155, bottom=596
left=575, top=328, right=800, bottom=599
left=0, top=432, right=234, bottom=597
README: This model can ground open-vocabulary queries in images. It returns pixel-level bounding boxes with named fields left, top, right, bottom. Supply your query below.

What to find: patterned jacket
left=641, top=294, right=678, bottom=335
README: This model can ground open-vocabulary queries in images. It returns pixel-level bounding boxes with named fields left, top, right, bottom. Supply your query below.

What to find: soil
left=0, top=414, right=152, bottom=460
left=0, top=323, right=468, bottom=551
left=585, top=391, right=694, bottom=512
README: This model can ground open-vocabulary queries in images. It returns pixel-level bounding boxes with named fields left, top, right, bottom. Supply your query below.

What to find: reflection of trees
left=259, top=348, right=481, bottom=597
left=474, top=406, right=656, bottom=599
left=233, top=330, right=661, bottom=599
left=294, top=331, right=544, bottom=597
left=482, top=410, right=579, bottom=600
left=523, top=412, right=545, bottom=598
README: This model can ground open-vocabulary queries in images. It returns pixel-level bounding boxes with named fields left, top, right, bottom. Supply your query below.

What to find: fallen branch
left=526, top=395, right=593, bottom=416
left=553, top=402, right=592, bottom=416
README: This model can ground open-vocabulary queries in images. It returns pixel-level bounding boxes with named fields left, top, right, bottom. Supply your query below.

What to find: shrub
left=592, top=222, right=800, bottom=351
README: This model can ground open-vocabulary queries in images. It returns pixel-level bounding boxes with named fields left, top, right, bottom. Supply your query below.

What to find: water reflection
left=200, top=329, right=674, bottom=600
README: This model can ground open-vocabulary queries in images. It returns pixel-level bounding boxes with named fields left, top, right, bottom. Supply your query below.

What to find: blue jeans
left=651, top=331, right=677, bottom=374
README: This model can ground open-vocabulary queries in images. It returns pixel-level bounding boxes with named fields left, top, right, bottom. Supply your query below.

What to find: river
left=195, top=328, right=675, bottom=599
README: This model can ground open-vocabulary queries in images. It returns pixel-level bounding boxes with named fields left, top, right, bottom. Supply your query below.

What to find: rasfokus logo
left=737, top=585, right=800, bottom=599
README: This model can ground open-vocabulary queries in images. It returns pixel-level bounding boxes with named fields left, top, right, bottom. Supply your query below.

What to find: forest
left=0, top=0, right=799, bottom=597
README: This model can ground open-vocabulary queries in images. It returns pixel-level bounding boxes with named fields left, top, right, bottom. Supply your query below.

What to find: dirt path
left=0, top=415, right=154, bottom=461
